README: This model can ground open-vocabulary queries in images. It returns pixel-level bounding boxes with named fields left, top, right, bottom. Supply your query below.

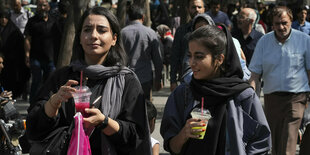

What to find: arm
left=308, top=70, right=310, bottom=84
left=160, top=85, right=203, bottom=154
left=169, top=27, right=184, bottom=91
left=249, top=72, right=261, bottom=91
left=168, top=118, right=203, bottom=154
left=44, top=80, right=78, bottom=118
left=152, top=143, right=160, bottom=155
left=151, top=36, right=163, bottom=91
left=245, top=90, right=272, bottom=154
left=101, top=74, right=151, bottom=154
left=24, top=35, right=31, bottom=67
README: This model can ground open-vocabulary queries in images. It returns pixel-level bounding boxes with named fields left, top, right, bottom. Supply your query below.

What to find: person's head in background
left=72, top=7, right=127, bottom=67
left=187, top=0, right=205, bottom=19
left=188, top=25, right=226, bottom=80
left=146, top=101, right=157, bottom=134
left=36, top=0, right=50, bottom=18
left=295, top=6, right=308, bottom=24
left=127, top=4, right=144, bottom=22
left=156, top=24, right=171, bottom=38
left=209, top=0, right=220, bottom=15
left=11, top=0, right=22, bottom=14
left=191, top=13, right=215, bottom=31
left=271, top=6, right=293, bottom=43
left=237, top=8, right=257, bottom=32
left=0, top=9, right=10, bottom=27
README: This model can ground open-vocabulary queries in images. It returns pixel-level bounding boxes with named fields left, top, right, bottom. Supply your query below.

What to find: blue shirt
left=206, top=11, right=231, bottom=27
left=249, top=29, right=310, bottom=94
left=292, top=20, right=310, bottom=35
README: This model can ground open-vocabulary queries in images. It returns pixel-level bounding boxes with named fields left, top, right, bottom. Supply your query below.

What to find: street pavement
left=14, top=81, right=300, bottom=155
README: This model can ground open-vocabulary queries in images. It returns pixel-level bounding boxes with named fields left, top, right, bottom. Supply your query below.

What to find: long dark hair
left=188, top=25, right=227, bottom=74
left=72, top=7, right=127, bottom=67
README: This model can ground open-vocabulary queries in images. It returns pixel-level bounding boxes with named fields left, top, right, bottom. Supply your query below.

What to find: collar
left=273, top=29, right=293, bottom=44
left=128, top=20, right=142, bottom=26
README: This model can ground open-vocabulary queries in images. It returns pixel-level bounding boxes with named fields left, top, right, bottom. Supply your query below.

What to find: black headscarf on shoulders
left=185, top=25, right=251, bottom=155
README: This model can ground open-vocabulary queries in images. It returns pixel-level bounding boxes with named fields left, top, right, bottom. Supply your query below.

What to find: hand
left=83, top=108, right=105, bottom=129
left=170, top=82, right=178, bottom=92
left=0, top=91, right=12, bottom=99
left=25, top=53, right=30, bottom=68
left=182, top=118, right=206, bottom=140
left=49, top=80, right=78, bottom=108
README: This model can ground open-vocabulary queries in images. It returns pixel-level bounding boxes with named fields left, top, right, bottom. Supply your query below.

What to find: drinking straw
left=80, top=70, right=83, bottom=91
left=201, top=97, right=204, bottom=116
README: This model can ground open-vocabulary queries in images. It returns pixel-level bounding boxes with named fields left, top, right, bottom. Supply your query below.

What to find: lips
left=88, top=43, right=101, bottom=48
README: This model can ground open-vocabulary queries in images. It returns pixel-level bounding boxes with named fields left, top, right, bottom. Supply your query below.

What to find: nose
left=90, top=29, right=99, bottom=39
left=189, top=57, right=196, bottom=67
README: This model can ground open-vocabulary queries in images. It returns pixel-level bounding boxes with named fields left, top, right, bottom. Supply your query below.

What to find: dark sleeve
left=150, top=33, right=163, bottom=83
left=160, top=85, right=188, bottom=152
left=26, top=67, right=73, bottom=141
left=24, top=17, right=32, bottom=36
left=170, top=26, right=184, bottom=83
left=107, top=74, right=152, bottom=155
left=240, top=89, right=271, bottom=154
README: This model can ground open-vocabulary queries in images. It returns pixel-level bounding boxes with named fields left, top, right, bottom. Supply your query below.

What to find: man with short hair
left=232, top=8, right=264, bottom=66
left=170, top=0, right=205, bottom=91
left=206, top=0, right=231, bottom=30
left=249, top=6, right=310, bottom=155
left=292, top=6, right=310, bottom=35
left=10, top=0, right=32, bottom=34
left=121, top=4, right=163, bottom=101
left=24, top=0, right=59, bottom=105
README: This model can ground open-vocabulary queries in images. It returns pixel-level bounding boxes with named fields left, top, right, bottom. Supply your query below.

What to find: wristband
left=98, top=116, right=109, bottom=130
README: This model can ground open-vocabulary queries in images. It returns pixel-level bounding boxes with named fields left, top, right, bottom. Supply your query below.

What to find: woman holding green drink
left=160, top=25, right=271, bottom=155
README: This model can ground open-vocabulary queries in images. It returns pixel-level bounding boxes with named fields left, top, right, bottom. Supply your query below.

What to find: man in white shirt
left=10, top=0, right=33, bottom=34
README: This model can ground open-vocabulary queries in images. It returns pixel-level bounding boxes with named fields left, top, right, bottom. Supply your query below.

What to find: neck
left=298, top=19, right=305, bottom=25
left=241, top=27, right=252, bottom=38
left=85, top=54, right=107, bottom=65
left=275, top=32, right=290, bottom=44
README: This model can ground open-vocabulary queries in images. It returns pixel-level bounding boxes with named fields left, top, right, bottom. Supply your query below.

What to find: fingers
left=65, top=80, right=79, bottom=86
left=184, top=118, right=206, bottom=139
left=83, top=108, right=104, bottom=128
left=54, top=80, right=78, bottom=103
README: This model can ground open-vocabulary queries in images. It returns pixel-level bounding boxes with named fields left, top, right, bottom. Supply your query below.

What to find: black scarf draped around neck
left=186, top=25, right=251, bottom=155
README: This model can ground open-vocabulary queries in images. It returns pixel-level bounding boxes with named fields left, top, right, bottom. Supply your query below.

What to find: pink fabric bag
left=67, top=112, right=92, bottom=155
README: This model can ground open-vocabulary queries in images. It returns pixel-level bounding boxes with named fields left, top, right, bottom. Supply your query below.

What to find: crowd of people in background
left=1, top=0, right=310, bottom=154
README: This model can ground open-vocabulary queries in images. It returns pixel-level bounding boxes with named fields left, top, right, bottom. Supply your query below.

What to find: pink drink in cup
left=73, top=86, right=92, bottom=117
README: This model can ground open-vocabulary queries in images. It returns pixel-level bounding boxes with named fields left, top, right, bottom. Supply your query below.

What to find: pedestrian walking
left=24, top=0, right=59, bottom=106
left=121, top=4, right=163, bottom=101
left=160, top=25, right=271, bottom=155
left=169, top=0, right=205, bottom=92
left=26, top=7, right=151, bottom=155
left=249, top=6, right=310, bottom=155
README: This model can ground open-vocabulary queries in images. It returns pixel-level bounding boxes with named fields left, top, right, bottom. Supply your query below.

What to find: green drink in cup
left=191, top=108, right=212, bottom=139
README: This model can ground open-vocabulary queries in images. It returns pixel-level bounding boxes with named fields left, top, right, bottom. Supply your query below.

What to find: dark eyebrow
left=194, top=51, right=206, bottom=55
left=82, top=24, right=109, bottom=29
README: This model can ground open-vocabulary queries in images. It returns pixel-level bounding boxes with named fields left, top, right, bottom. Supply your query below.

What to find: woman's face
left=188, top=40, right=223, bottom=80
left=80, top=14, right=117, bottom=65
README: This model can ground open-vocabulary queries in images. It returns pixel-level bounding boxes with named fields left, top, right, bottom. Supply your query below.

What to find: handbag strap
left=61, top=100, right=75, bottom=132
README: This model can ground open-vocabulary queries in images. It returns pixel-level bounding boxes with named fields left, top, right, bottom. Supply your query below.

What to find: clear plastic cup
left=190, top=108, right=212, bottom=139
left=73, top=86, right=92, bottom=117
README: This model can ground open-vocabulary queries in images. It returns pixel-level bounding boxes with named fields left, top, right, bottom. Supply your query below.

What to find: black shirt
left=24, top=14, right=59, bottom=62
left=232, top=29, right=264, bottom=66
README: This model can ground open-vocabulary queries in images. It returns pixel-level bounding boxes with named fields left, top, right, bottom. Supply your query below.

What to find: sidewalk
left=152, top=85, right=171, bottom=154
